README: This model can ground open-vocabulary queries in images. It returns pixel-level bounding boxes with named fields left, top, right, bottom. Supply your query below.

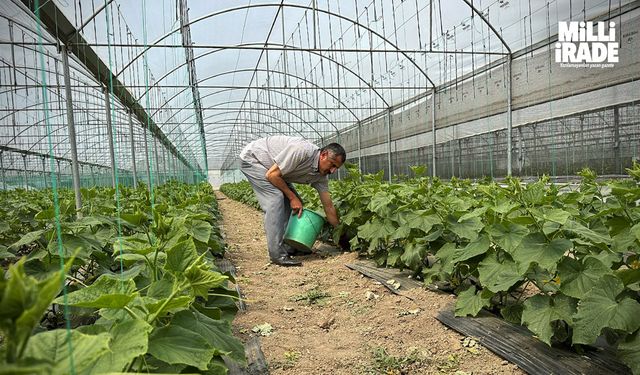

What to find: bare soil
left=217, top=192, right=525, bottom=375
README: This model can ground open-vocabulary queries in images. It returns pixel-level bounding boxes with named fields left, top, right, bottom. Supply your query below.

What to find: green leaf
left=10, top=229, right=45, bottom=249
left=148, top=325, right=218, bottom=370
left=120, top=211, right=147, bottom=227
left=165, top=238, right=198, bottom=273
left=54, top=275, right=137, bottom=308
left=611, top=227, right=638, bottom=254
left=478, top=252, right=523, bottom=292
left=22, top=329, right=110, bottom=374
left=500, top=304, right=524, bottom=324
left=400, top=242, right=427, bottom=270
left=0, top=257, right=68, bottom=363
left=572, top=275, right=640, bottom=345
left=190, top=219, right=212, bottom=244
left=84, top=319, right=152, bottom=374
left=144, top=295, right=194, bottom=317
left=451, top=234, right=491, bottom=263
left=455, top=286, right=494, bottom=317
left=434, top=243, right=457, bottom=274
left=112, top=233, right=153, bottom=255
left=185, top=262, right=228, bottom=297
left=521, top=294, right=577, bottom=345
left=543, top=208, right=571, bottom=225
left=458, top=207, right=488, bottom=222
left=618, top=331, right=640, bottom=375
left=492, top=198, right=519, bottom=214
left=558, top=257, right=612, bottom=299
left=367, top=192, right=394, bottom=216
left=172, top=310, right=246, bottom=365
left=512, top=234, right=572, bottom=274
left=358, top=219, right=396, bottom=241
left=395, top=211, right=440, bottom=234
left=631, top=222, right=640, bottom=242
left=522, top=181, right=545, bottom=205
left=564, top=220, right=611, bottom=247
left=485, top=222, right=529, bottom=253
left=449, top=216, right=483, bottom=241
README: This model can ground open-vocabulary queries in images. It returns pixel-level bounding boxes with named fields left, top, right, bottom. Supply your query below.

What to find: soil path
left=216, top=191, right=523, bottom=375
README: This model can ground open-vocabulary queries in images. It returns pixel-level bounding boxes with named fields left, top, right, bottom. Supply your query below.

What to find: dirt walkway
left=217, top=191, right=523, bottom=375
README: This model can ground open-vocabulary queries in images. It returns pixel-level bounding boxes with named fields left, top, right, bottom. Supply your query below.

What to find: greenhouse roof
left=0, top=0, right=636, bottom=175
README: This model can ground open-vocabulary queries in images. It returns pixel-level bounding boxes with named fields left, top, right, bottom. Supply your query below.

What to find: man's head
left=318, top=143, right=346, bottom=176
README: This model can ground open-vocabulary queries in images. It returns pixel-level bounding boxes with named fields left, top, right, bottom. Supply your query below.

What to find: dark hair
left=320, top=143, right=346, bottom=163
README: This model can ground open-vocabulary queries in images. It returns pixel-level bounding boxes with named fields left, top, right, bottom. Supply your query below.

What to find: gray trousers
left=240, top=159, right=301, bottom=260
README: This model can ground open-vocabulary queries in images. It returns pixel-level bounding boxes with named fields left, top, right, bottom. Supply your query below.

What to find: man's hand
left=266, top=164, right=303, bottom=216
left=319, top=191, right=339, bottom=227
left=290, top=196, right=303, bottom=217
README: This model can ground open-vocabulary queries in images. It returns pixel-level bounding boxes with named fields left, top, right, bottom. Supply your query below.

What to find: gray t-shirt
left=240, top=136, right=329, bottom=192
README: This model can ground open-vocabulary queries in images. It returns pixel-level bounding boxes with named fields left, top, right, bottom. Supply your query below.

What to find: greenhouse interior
left=1, top=0, right=639, bottom=374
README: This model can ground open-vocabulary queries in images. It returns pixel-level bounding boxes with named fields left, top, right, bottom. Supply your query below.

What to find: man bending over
left=239, top=136, right=345, bottom=266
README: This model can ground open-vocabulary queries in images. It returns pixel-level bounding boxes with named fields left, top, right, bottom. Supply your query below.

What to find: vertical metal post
left=336, top=131, right=341, bottom=180
left=41, top=156, right=47, bottom=188
left=312, top=0, right=317, bottom=49
left=128, top=111, right=138, bottom=188
left=56, top=160, right=61, bottom=186
left=0, top=152, right=6, bottom=190
left=104, top=87, right=116, bottom=188
left=163, top=148, right=168, bottom=182
left=173, top=155, right=177, bottom=181
left=457, top=139, right=463, bottom=177
left=357, top=122, right=362, bottom=173
left=90, top=165, right=95, bottom=186
left=613, top=106, right=621, bottom=174
left=386, top=110, right=392, bottom=182
left=62, top=45, right=82, bottom=213
left=507, top=54, right=513, bottom=176
left=22, top=155, right=28, bottom=189
left=153, top=137, right=160, bottom=184
left=144, top=127, right=152, bottom=187
left=431, top=90, right=437, bottom=177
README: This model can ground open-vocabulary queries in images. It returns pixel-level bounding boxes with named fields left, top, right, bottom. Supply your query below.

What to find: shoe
left=287, top=248, right=313, bottom=256
left=271, top=256, right=302, bottom=267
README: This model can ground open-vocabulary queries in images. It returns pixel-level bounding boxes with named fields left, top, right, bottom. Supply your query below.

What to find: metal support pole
left=153, top=137, right=160, bottom=184
left=173, top=155, right=177, bottom=181
left=431, top=90, right=437, bottom=177
left=386, top=110, right=392, bottom=182
left=162, top=148, right=168, bottom=183
left=507, top=54, right=513, bottom=176
left=128, top=111, right=138, bottom=188
left=104, top=87, right=117, bottom=188
left=1, top=152, right=6, bottom=190
left=62, top=45, right=82, bottom=213
left=336, top=131, right=341, bottom=180
left=41, top=156, right=47, bottom=188
left=457, top=139, right=463, bottom=177
left=613, top=106, right=621, bottom=174
left=357, top=121, right=362, bottom=173
left=56, top=160, right=61, bottom=186
left=22, top=155, right=28, bottom=189
left=144, top=127, right=152, bottom=187
left=90, top=165, right=95, bottom=186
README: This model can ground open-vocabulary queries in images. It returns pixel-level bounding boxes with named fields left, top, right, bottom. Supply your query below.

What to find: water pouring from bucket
left=283, top=208, right=325, bottom=252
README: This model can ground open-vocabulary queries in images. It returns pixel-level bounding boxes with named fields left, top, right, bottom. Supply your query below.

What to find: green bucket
left=283, top=208, right=325, bottom=252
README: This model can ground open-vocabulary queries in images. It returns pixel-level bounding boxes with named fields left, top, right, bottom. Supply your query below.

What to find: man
left=239, top=136, right=346, bottom=266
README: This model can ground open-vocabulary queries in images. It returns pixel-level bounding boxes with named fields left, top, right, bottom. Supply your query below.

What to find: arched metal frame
left=3, top=0, right=524, bottom=180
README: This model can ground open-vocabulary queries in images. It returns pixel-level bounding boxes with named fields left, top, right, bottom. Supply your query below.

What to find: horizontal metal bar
left=0, top=41, right=508, bottom=55
left=4, top=84, right=427, bottom=90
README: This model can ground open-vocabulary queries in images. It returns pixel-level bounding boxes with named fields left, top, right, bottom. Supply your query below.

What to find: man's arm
left=319, top=191, right=339, bottom=227
left=265, top=164, right=303, bottom=216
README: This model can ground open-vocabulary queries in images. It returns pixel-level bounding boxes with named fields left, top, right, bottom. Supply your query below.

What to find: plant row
left=221, top=164, right=640, bottom=374
left=0, top=181, right=245, bottom=374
